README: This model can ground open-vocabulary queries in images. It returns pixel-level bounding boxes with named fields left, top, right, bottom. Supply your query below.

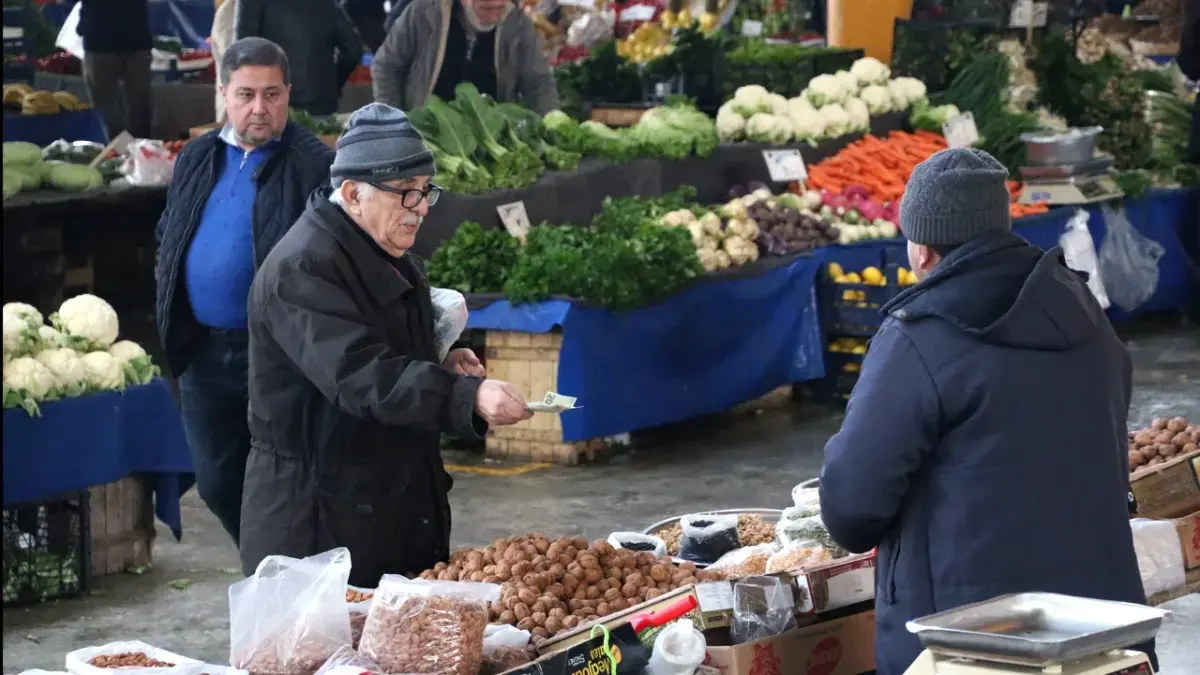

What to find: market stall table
left=3, top=109, right=105, bottom=146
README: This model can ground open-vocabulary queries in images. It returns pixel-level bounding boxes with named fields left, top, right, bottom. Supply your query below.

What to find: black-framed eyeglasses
left=368, top=182, right=442, bottom=209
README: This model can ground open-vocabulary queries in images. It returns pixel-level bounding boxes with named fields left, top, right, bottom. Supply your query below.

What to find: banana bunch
left=21, top=90, right=62, bottom=116
left=3, top=83, right=34, bottom=106
left=3, top=85, right=89, bottom=115
left=51, top=91, right=88, bottom=112
left=616, top=22, right=673, bottom=64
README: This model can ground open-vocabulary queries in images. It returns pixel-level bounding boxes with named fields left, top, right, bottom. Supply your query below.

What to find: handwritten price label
left=762, top=149, right=807, bottom=182
left=497, top=201, right=532, bottom=239
left=741, top=20, right=764, bottom=37
left=1009, top=0, right=1049, bottom=27
left=943, top=112, right=980, bottom=149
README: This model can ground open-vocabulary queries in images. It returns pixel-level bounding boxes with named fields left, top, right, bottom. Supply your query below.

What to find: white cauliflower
left=80, top=351, right=125, bottom=391
left=697, top=248, right=721, bottom=272
left=3, top=313, right=26, bottom=358
left=888, top=77, right=927, bottom=110
left=661, top=209, right=696, bottom=227
left=35, top=348, right=88, bottom=396
left=746, top=113, right=793, bottom=145
left=109, top=340, right=159, bottom=386
left=730, top=85, right=773, bottom=118
left=766, top=92, right=789, bottom=116
left=716, top=102, right=747, bottom=142
left=51, top=293, right=119, bottom=350
left=850, top=56, right=891, bottom=86
left=859, top=85, right=893, bottom=115
left=713, top=249, right=732, bottom=270
left=819, top=104, right=852, bottom=138
left=3, top=302, right=43, bottom=330
left=844, top=98, right=871, bottom=132
left=787, top=105, right=826, bottom=142
left=804, top=74, right=847, bottom=107
left=718, top=200, right=748, bottom=220
left=786, top=96, right=815, bottom=117
left=834, top=70, right=861, bottom=98
left=37, top=325, right=65, bottom=348
left=699, top=211, right=724, bottom=237
left=726, top=217, right=760, bottom=241
left=4, top=356, right=57, bottom=415
left=686, top=221, right=708, bottom=248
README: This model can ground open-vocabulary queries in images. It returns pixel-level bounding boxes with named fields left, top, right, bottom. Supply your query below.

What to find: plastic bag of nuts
left=66, top=641, right=204, bottom=675
left=346, top=586, right=375, bottom=649
left=356, top=576, right=501, bottom=675
left=230, top=549, right=354, bottom=675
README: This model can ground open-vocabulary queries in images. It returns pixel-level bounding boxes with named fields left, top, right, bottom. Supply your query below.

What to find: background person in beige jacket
left=211, top=0, right=237, bottom=122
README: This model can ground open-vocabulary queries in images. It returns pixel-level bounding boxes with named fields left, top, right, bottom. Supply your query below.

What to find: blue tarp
left=41, top=1, right=215, bottom=49
left=2, top=109, right=106, bottom=145
left=3, top=379, right=195, bottom=538
left=467, top=254, right=827, bottom=441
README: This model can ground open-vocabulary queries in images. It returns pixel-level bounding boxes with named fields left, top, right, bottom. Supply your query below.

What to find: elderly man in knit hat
left=239, top=103, right=533, bottom=586
left=816, top=148, right=1154, bottom=674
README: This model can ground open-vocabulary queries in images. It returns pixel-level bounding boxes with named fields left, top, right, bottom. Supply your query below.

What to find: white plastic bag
left=1130, top=519, right=1186, bottom=597
left=345, top=585, right=374, bottom=649
left=1059, top=209, right=1110, bottom=309
left=66, top=641, right=202, bottom=675
left=1098, top=204, right=1164, bottom=311
left=776, top=510, right=843, bottom=557
left=765, top=543, right=832, bottom=574
left=357, top=576, right=501, bottom=675
left=678, top=513, right=741, bottom=563
left=607, top=531, right=668, bottom=558
left=122, top=140, right=176, bottom=186
left=482, top=624, right=532, bottom=656
left=647, top=619, right=706, bottom=675
left=730, top=576, right=797, bottom=645
left=55, top=3, right=84, bottom=58
left=313, top=646, right=379, bottom=675
left=791, top=485, right=820, bottom=512
left=430, top=288, right=468, bottom=362
left=229, top=548, right=353, bottom=675
left=705, top=543, right=780, bottom=579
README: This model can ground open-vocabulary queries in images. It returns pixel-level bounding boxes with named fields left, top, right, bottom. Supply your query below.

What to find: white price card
left=620, top=4, right=657, bottom=22
left=942, top=112, right=980, bottom=149
left=558, top=0, right=595, bottom=7
left=1009, top=0, right=1048, bottom=28
left=497, top=201, right=532, bottom=239
left=694, top=582, right=736, bottom=612
left=762, top=149, right=807, bottom=182
left=741, top=20, right=764, bottom=37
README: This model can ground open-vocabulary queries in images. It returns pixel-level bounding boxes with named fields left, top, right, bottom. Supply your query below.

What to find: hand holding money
left=476, top=380, right=534, bottom=426
left=526, top=392, right=580, bottom=414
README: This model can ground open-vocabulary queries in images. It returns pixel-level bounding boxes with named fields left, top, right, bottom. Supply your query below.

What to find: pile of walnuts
left=417, top=533, right=719, bottom=643
left=1129, top=417, right=1198, bottom=473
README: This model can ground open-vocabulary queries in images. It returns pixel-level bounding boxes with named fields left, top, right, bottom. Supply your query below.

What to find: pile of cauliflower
left=716, top=57, right=928, bottom=146
left=659, top=208, right=760, bottom=272
left=3, top=294, right=159, bottom=417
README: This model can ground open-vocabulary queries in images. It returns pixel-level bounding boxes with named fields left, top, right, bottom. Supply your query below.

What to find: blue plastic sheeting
left=2, top=109, right=106, bottom=145
left=3, top=379, right=195, bottom=538
left=42, top=1, right=215, bottom=49
left=466, top=254, right=827, bottom=441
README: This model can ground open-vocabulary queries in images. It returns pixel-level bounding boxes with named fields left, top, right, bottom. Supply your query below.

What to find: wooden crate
left=1131, top=450, right=1200, bottom=519
left=88, top=475, right=155, bottom=576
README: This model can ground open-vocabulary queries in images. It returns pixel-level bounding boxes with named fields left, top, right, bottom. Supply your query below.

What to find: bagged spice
left=704, top=543, right=780, bottom=579
left=765, top=543, right=832, bottom=574
left=678, top=514, right=741, bottom=564
left=607, top=532, right=668, bottom=558
left=776, top=511, right=844, bottom=557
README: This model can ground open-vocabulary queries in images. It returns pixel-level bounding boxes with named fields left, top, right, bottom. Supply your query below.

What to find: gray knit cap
left=899, top=147, right=1011, bottom=246
left=330, top=103, right=435, bottom=188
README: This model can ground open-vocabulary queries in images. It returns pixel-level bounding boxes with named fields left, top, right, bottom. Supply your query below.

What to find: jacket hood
left=882, top=230, right=1104, bottom=351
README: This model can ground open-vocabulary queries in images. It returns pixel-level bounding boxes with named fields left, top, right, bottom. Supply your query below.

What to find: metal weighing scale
left=902, top=593, right=1168, bottom=675
left=1018, top=156, right=1125, bottom=206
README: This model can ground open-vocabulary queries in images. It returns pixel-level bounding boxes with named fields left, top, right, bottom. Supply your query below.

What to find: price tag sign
left=497, top=201, right=532, bottom=239
left=557, top=0, right=594, bottom=7
left=762, top=149, right=807, bottom=183
left=741, top=20, right=764, bottom=37
left=1009, top=0, right=1048, bottom=28
left=942, top=112, right=980, bottom=149
left=620, top=4, right=656, bottom=21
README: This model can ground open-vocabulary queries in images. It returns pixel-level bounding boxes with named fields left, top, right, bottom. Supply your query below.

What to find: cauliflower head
left=888, top=77, right=927, bottom=110
left=766, top=93, right=789, bottom=116
left=834, top=70, right=861, bottom=98
left=804, top=74, right=846, bottom=107
left=35, top=348, right=88, bottom=396
left=37, top=325, right=65, bottom=349
left=850, top=57, right=891, bottom=86
left=80, top=351, right=125, bottom=391
left=859, top=85, right=893, bottom=115
left=746, top=113, right=793, bottom=145
left=3, top=302, right=43, bottom=330
left=109, top=340, right=159, bottom=386
left=819, top=104, right=852, bottom=138
left=730, top=85, right=773, bottom=118
left=51, top=293, right=119, bottom=350
left=844, top=98, right=871, bottom=132
left=4, top=356, right=57, bottom=415
left=716, top=103, right=747, bottom=142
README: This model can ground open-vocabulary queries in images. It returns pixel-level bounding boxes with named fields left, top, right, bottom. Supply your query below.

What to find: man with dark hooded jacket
left=239, top=104, right=533, bottom=586
left=818, top=149, right=1154, bottom=675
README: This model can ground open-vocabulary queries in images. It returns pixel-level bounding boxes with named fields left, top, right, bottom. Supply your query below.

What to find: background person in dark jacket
left=77, top=0, right=153, bottom=138
left=155, top=38, right=334, bottom=545
left=340, top=0, right=388, bottom=52
left=1182, top=0, right=1199, bottom=162
left=239, top=104, right=533, bottom=586
left=819, top=149, right=1153, bottom=675
left=235, top=0, right=364, bottom=116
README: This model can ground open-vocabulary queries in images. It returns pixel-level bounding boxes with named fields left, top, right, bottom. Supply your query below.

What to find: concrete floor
left=3, top=323, right=1200, bottom=674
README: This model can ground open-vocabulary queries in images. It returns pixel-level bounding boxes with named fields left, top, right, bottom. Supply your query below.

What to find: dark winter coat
left=239, top=191, right=485, bottom=588
left=1181, top=0, right=1200, bottom=161
left=77, top=0, right=152, bottom=53
left=235, top=0, right=364, bottom=115
left=819, top=230, right=1154, bottom=675
left=155, top=123, right=334, bottom=378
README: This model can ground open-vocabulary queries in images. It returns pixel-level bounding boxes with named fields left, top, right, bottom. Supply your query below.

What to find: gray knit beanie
left=899, top=147, right=1011, bottom=246
left=330, top=103, right=435, bottom=188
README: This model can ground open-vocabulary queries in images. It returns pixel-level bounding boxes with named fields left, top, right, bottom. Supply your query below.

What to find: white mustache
left=400, top=216, right=422, bottom=227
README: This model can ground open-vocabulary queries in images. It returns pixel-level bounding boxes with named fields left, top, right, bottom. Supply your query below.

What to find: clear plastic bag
left=1059, top=209, right=1110, bottom=309
left=607, top=532, right=668, bottom=558
left=765, top=543, right=832, bottom=574
left=430, top=288, right=468, bottom=362
left=1098, top=204, right=1164, bottom=311
left=730, top=577, right=797, bottom=645
left=791, top=485, right=821, bottom=512
left=704, top=543, right=780, bottom=580
left=122, top=140, right=175, bottom=186
left=678, top=513, right=741, bottom=564
left=480, top=625, right=535, bottom=675
left=345, top=586, right=375, bottom=649
left=776, top=511, right=844, bottom=558
left=357, top=576, right=501, bottom=675
left=313, top=646, right=379, bottom=675
left=647, top=619, right=706, bottom=675
left=1130, top=519, right=1185, bottom=597
left=229, top=548, right=353, bottom=675
left=65, top=642, right=202, bottom=675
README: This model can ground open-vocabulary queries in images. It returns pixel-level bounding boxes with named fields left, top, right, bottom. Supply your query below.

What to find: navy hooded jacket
left=819, top=230, right=1152, bottom=675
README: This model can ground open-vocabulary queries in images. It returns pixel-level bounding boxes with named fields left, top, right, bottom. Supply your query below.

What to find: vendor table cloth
left=465, top=253, right=826, bottom=441
left=3, top=378, right=195, bottom=538
left=3, top=109, right=106, bottom=146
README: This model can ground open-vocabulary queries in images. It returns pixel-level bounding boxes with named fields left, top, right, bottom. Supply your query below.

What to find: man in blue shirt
left=155, top=38, right=334, bottom=543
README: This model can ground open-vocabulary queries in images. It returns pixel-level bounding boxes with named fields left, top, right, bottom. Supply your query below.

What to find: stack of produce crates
left=816, top=262, right=905, bottom=401
left=2, top=491, right=91, bottom=606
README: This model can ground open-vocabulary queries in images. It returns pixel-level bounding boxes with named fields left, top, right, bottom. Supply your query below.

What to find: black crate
left=812, top=48, right=864, bottom=77
left=823, top=264, right=903, bottom=337
left=891, top=18, right=1002, bottom=93
left=721, top=57, right=815, bottom=99
left=813, top=349, right=866, bottom=402
left=3, top=492, right=91, bottom=606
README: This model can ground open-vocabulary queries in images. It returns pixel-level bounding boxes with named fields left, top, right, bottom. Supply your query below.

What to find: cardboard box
left=794, top=552, right=877, bottom=615
left=538, top=586, right=710, bottom=655
left=502, top=622, right=649, bottom=675
left=1174, top=512, right=1200, bottom=570
left=704, top=609, right=876, bottom=675
left=1131, top=450, right=1200, bottom=518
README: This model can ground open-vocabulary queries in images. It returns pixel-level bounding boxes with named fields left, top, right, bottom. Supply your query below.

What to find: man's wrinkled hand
left=475, top=380, right=534, bottom=427
left=444, top=348, right=485, bottom=377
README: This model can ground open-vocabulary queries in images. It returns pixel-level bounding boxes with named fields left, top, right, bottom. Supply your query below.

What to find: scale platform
left=1018, top=156, right=1124, bottom=206
left=904, top=593, right=1167, bottom=675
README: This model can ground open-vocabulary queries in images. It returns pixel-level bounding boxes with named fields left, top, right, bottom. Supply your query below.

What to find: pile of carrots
left=800, top=130, right=1050, bottom=219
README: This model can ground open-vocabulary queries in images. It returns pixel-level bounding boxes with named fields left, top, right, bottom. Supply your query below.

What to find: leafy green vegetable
left=426, top=221, right=520, bottom=293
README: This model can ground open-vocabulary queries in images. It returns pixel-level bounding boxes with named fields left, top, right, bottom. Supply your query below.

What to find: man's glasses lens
left=395, top=185, right=441, bottom=208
